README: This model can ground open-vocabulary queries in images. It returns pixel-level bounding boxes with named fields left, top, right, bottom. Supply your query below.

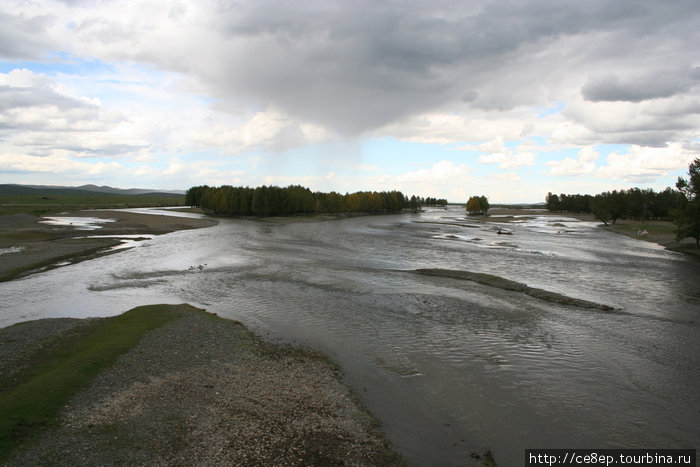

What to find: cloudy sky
left=1, top=0, right=699, bottom=202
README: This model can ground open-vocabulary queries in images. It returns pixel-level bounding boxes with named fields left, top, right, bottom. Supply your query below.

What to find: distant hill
left=0, top=184, right=184, bottom=197
left=74, top=184, right=185, bottom=196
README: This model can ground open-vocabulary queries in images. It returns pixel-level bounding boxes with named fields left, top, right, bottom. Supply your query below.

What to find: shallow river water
left=1, top=206, right=699, bottom=465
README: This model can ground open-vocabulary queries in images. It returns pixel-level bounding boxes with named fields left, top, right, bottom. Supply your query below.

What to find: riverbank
left=0, top=304, right=404, bottom=465
left=482, top=208, right=699, bottom=258
left=0, top=209, right=217, bottom=282
left=602, top=219, right=700, bottom=258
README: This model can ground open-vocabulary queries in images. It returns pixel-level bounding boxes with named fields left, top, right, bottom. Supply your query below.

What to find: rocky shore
left=1, top=305, right=404, bottom=465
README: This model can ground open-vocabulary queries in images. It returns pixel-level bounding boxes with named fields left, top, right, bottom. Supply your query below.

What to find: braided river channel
left=1, top=206, right=699, bottom=465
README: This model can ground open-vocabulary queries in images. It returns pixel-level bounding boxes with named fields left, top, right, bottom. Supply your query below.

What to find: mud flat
left=0, top=210, right=217, bottom=282
left=0, top=304, right=404, bottom=466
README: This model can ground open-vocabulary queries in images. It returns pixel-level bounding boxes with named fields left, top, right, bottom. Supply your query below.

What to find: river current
left=1, top=206, right=698, bottom=465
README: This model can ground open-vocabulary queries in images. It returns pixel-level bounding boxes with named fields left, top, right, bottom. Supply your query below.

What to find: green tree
left=185, top=185, right=209, bottom=207
left=674, top=158, right=700, bottom=247
left=466, top=195, right=489, bottom=215
left=591, top=190, right=626, bottom=225
left=590, top=193, right=612, bottom=226
left=545, top=192, right=561, bottom=212
left=479, top=195, right=490, bottom=214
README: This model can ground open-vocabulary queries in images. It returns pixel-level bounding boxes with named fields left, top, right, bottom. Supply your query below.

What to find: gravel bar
left=2, top=307, right=404, bottom=466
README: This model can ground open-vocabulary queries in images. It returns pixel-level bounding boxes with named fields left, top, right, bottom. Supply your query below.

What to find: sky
left=1, top=0, right=699, bottom=203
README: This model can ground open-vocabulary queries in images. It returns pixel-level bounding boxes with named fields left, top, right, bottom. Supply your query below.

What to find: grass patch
left=0, top=193, right=184, bottom=217
left=0, top=238, right=122, bottom=283
left=0, top=304, right=195, bottom=462
left=604, top=220, right=700, bottom=258
left=0, top=231, right=56, bottom=248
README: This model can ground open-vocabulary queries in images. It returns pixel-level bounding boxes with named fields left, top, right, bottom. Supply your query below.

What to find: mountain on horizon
left=74, top=184, right=185, bottom=196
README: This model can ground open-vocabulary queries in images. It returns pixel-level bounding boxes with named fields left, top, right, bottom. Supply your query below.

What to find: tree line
left=186, top=184, right=435, bottom=217
left=545, top=157, right=700, bottom=247
left=421, top=197, right=448, bottom=206
left=545, top=187, right=685, bottom=225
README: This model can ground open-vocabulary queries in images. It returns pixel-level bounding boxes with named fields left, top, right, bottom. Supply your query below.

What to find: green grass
left=604, top=220, right=700, bottom=258
left=606, top=220, right=677, bottom=236
left=0, top=193, right=184, bottom=217
left=0, top=304, right=195, bottom=462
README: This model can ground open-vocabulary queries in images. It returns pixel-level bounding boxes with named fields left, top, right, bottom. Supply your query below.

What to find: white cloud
left=0, top=153, right=122, bottom=175
left=378, top=112, right=536, bottom=145
left=478, top=151, right=537, bottom=170
left=163, top=157, right=186, bottom=175
left=347, top=160, right=479, bottom=201
left=191, top=109, right=333, bottom=156
left=545, top=144, right=695, bottom=183
left=545, top=147, right=600, bottom=177
left=453, top=137, right=539, bottom=170
left=558, top=95, right=700, bottom=148
left=473, top=137, right=507, bottom=154
left=595, top=144, right=695, bottom=182
left=396, top=160, right=472, bottom=183
left=494, top=172, right=521, bottom=182
left=0, top=68, right=152, bottom=159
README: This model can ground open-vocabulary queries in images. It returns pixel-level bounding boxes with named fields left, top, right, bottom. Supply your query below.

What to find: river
left=1, top=206, right=698, bottom=465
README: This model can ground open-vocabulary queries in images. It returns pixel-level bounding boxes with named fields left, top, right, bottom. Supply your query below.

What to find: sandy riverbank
left=0, top=209, right=217, bottom=282
left=1, top=305, right=405, bottom=465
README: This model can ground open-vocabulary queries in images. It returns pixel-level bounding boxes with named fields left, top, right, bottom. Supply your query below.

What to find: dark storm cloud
left=1, top=0, right=699, bottom=148
left=196, top=0, right=700, bottom=135
left=582, top=69, right=700, bottom=103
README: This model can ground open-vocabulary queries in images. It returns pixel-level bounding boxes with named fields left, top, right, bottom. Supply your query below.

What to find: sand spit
left=413, top=268, right=615, bottom=311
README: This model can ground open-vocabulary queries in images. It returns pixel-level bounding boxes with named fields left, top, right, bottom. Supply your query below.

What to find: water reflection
left=40, top=216, right=116, bottom=230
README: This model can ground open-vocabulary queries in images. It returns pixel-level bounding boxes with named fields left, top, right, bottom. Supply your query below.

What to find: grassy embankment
left=602, top=219, right=700, bottom=258
left=0, top=305, right=186, bottom=462
left=0, top=191, right=184, bottom=217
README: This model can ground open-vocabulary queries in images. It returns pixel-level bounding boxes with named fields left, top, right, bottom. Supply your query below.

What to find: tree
left=185, top=185, right=209, bottom=207
left=479, top=195, right=489, bottom=214
left=674, top=158, right=700, bottom=247
left=590, top=190, right=626, bottom=225
left=545, top=192, right=561, bottom=212
left=466, top=195, right=489, bottom=215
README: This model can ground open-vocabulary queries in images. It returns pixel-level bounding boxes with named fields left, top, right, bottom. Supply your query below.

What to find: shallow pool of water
left=40, top=216, right=116, bottom=230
